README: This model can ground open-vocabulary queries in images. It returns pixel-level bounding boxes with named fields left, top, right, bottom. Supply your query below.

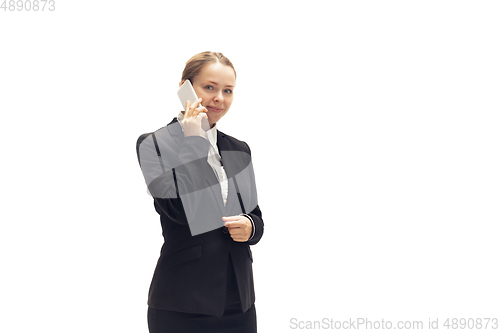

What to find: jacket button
left=223, top=227, right=228, bottom=234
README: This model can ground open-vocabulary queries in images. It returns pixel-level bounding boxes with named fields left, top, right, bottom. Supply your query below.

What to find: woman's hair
left=180, top=51, right=236, bottom=85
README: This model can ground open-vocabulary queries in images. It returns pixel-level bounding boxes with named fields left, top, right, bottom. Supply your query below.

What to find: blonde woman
left=137, top=51, right=264, bottom=332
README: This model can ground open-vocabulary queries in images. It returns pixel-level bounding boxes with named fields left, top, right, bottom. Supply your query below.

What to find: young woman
left=136, top=51, right=264, bottom=333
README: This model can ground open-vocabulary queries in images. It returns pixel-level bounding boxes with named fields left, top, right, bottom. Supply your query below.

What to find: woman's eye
left=204, top=85, right=213, bottom=90
left=224, top=89, right=233, bottom=94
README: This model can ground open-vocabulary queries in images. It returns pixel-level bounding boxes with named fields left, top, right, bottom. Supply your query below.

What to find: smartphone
left=177, top=80, right=202, bottom=110
left=177, top=80, right=209, bottom=130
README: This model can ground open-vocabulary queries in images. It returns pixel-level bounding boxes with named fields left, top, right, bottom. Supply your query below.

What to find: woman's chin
left=207, top=114, right=220, bottom=127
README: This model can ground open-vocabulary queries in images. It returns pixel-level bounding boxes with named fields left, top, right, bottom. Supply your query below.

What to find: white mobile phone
left=177, top=80, right=202, bottom=110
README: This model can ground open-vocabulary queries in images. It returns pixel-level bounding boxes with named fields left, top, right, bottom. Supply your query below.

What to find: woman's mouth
left=207, top=106, right=223, bottom=113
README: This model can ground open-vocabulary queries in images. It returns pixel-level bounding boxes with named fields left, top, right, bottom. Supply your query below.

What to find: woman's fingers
left=223, top=216, right=247, bottom=227
left=181, top=98, right=208, bottom=137
left=222, top=216, right=241, bottom=222
left=185, top=98, right=204, bottom=118
left=185, top=100, right=193, bottom=117
left=223, top=216, right=252, bottom=242
left=195, top=106, right=207, bottom=118
left=191, top=98, right=203, bottom=116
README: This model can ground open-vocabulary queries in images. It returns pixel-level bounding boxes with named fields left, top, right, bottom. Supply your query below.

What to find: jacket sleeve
left=137, top=130, right=213, bottom=226
left=243, top=143, right=264, bottom=246
left=245, top=205, right=264, bottom=245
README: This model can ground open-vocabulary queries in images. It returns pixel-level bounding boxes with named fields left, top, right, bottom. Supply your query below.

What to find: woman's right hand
left=180, top=98, right=209, bottom=137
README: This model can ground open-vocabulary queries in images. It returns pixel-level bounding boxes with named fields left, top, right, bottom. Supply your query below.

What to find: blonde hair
left=180, top=51, right=236, bottom=85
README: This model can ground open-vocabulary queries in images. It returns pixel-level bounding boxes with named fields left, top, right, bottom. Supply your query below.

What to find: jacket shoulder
left=218, top=131, right=251, bottom=154
left=137, top=132, right=152, bottom=147
left=136, top=124, right=170, bottom=165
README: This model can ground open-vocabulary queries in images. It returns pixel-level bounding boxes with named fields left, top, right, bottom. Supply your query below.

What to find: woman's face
left=190, top=62, right=236, bottom=127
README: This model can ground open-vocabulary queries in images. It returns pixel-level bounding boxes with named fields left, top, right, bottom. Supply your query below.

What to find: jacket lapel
left=217, top=131, right=243, bottom=216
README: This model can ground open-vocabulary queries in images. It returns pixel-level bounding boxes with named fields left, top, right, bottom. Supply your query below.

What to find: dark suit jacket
left=136, top=118, right=264, bottom=317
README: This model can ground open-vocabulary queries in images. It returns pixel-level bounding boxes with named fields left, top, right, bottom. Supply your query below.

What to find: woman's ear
left=179, top=80, right=185, bottom=87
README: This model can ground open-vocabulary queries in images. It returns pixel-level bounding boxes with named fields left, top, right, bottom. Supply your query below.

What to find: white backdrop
left=1, top=1, right=499, bottom=332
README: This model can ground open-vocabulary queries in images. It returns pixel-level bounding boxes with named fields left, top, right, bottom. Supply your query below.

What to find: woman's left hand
left=222, top=215, right=252, bottom=242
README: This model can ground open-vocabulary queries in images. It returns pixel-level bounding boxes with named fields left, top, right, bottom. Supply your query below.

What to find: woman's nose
left=214, top=90, right=224, bottom=103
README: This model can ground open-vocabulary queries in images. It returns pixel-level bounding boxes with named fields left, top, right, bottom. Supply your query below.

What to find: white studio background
left=1, top=1, right=499, bottom=332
